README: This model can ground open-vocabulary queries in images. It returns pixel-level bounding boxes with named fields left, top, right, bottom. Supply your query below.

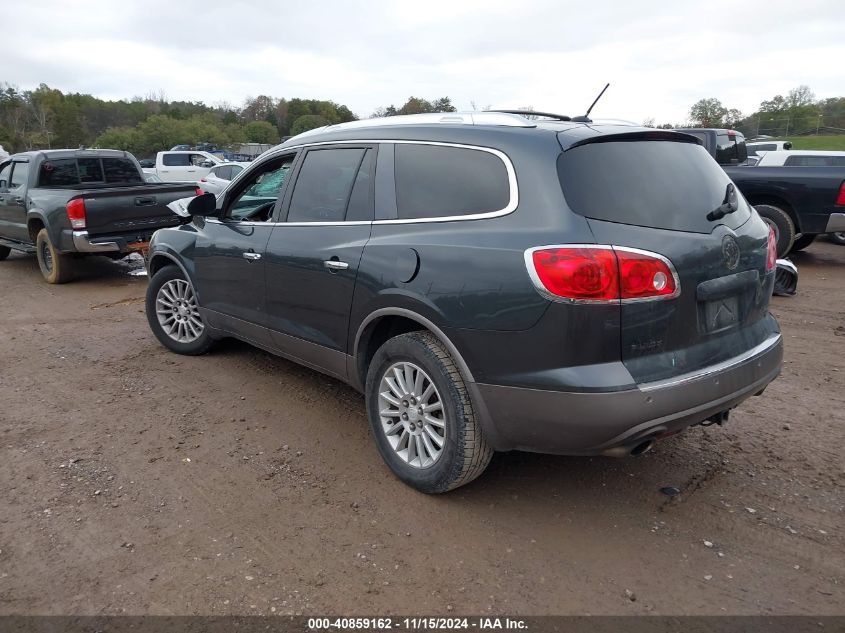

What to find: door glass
left=287, top=148, right=365, bottom=222
left=227, top=157, right=294, bottom=221
left=162, top=154, right=190, bottom=166
left=0, top=162, right=12, bottom=189
left=10, top=162, right=30, bottom=188
left=346, top=149, right=375, bottom=221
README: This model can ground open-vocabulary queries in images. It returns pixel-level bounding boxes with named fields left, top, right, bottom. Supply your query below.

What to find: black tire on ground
left=0, top=245, right=10, bottom=261
left=828, top=232, right=845, bottom=246
left=365, top=331, right=493, bottom=493
left=35, top=228, right=75, bottom=284
left=145, top=265, right=214, bottom=356
left=754, top=204, right=796, bottom=258
left=789, top=234, right=817, bottom=253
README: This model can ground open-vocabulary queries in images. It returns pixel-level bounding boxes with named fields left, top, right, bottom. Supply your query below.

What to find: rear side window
left=162, top=153, right=190, bottom=166
left=394, top=144, right=510, bottom=219
left=214, top=165, right=233, bottom=180
left=103, top=158, right=142, bottom=183
left=558, top=140, right=751, bottom=233
left=287, top=148, right=366, bottom=222
left=39, top=159, right=79, bottom=186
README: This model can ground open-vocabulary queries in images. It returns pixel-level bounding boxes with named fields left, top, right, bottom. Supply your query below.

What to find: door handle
left=242, top=252, right=262, bottom=261
left=12, top=196, right=24, bottom=204
left=324, top=259, right=349, bottom=271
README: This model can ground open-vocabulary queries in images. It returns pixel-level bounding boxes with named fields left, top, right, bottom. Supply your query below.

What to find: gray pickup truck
left=0, top=149, right=197, bottom=283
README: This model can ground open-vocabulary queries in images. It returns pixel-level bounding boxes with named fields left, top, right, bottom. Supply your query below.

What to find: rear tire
left=789, top=234, right=816, bottom=253
left=36, top=229, right=75, bottom=284
left=145, top=265, right=214, bottom=355
left=365, top=331, right=493, bottom=493
left=0, top=245, right=10, bottom=261
left=754, top=204, right=795, bottom=258
left=829, top=232, right=845, bottom=246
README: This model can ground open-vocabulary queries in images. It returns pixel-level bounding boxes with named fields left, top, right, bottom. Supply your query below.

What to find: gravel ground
left=0, top=240, right=842, bottom=616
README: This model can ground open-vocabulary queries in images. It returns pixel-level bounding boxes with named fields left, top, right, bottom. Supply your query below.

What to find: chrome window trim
left=523, top=244, right=681, bottom=305
left=219, top=139, right=519, bottom=226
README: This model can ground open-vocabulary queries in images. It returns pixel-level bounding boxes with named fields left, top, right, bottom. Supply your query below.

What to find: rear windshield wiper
left=707, top=183, right=739, bottom=222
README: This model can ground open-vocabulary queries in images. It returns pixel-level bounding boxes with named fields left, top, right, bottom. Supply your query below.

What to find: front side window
left=0, top=162, right=11, bottom=189
left=394, top=144, right=510, bottom=220
left=287, top=148, right=366, bottom=223
left=10, top=161, right=30, bottom=188
left=227, top=156, right=294, bottom=221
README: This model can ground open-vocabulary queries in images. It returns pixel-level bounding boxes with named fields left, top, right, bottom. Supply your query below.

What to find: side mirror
left=187, top=192, right=218, bottom=217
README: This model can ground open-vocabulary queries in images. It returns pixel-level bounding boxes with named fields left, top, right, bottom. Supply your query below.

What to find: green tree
left=689, top=98, right=728, bottom=127
left=245, top=120, right=279, bottom=143
left=94, top=126, right=141, bottom=152
left=290, top=115, right=329, bottom=136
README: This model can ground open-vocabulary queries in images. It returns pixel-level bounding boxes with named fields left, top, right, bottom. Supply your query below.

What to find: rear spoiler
left=560, top=130, right=703, bottom=152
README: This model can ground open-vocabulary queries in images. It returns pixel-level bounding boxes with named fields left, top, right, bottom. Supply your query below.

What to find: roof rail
left=488, top=109, right=571, bottom=121
left=292, top=112, right=538, bottom=139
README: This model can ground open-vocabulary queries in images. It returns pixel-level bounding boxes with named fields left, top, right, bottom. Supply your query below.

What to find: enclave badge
left=722, top=235, right=740, bottom=270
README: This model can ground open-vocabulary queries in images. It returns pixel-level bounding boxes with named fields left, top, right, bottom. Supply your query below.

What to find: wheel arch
left=351, top=308, right=476, bottom=393
left=147, top=252, right=200, bottom=301
left=745, top=195, right=801, bottom=232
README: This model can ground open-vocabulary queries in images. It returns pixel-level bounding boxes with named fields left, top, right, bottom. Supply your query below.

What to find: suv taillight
left=836, top=181, right=845, bottom=206
left=766, top=227, right=777, bottom=271
left=66, top=198, right=87, bottom=230
left=526, top=246, right=679, bottom=303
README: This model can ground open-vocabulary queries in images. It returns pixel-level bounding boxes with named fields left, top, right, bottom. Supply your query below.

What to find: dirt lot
left=0, top=241, right=843, bottom=616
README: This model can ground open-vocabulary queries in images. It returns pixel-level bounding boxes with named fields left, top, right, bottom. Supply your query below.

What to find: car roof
left=271, top=112, right=693, bottom=154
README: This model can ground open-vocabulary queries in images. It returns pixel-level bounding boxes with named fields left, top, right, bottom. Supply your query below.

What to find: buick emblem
left=722, top=235, right=740, bottom=270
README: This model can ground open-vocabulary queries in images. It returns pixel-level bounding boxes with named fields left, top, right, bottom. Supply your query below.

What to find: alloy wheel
left=155, top=278, right=204, bottom=343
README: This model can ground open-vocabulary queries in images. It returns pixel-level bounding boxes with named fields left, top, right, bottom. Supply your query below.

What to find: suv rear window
left=394, top=144, right=510, bottom=219
left=558, top=140, right=751, bottom=233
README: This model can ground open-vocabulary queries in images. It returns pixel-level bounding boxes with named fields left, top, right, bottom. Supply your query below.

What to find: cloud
left=5, top=0, right=844, bottom=123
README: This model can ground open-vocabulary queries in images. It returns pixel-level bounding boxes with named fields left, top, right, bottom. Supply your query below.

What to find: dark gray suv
left=144, top=112, right=783, bottom=493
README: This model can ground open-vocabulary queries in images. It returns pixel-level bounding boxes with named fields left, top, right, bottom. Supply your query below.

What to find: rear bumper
left=470, top=333, right=783, bottom=455
left=71, top=230, right=121, bottom=253
left=825, top=213, right=845, bottom=233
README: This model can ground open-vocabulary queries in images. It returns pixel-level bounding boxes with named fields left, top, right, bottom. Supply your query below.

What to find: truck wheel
left=789, top=234, right=816, bottom=253
left=36, top=229, right=75, bottom=284
left=829, top=232, right=845, bottom=246
left=365, top=331, right=493, bottom=493
left=0, top=245, right=10, bottom=261
left=754, top=204, right=795, bottom=258
left=145, top=265, right=214, bottom=355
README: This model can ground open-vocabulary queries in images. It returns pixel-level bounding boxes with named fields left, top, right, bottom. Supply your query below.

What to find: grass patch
left=782, top=135, right=845, bottom=150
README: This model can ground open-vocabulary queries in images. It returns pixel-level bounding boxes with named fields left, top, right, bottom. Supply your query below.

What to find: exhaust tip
left=630, top=440, right=654, bottom=456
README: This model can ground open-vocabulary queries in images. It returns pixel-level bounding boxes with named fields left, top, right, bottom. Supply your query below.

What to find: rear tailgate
left=557, top=131, right=779, bottom=384
left=71, top=183, right=198, bottom=238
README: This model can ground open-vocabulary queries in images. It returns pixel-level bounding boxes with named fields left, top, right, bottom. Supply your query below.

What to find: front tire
left=36, top=229, right=75, bottom=284
left=365, top=331, right=492, bottom=493
left=754, top=204, right=795, bottom=258
left=145, top=265, right=214, bottom=355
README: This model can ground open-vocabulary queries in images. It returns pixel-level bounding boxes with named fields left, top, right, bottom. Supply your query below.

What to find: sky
left=5, top=0, right=845, bottom=124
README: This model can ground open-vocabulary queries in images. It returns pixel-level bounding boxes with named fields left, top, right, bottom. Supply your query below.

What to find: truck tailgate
left=70, top=184, right=198, bottom=237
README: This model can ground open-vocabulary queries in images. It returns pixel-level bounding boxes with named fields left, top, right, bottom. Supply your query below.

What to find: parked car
left=197, top=162, right=249, bottom=195
left=723, top=164, right=845, bottom=255
left=675, top=128, right=750, bottom=165
left=747, top=140, right=793, bottom=156
left=144, top=112, right=783, bottom=493
left=144, top=150, right=222, bottom=182
left=0, top=149, right=198, bottom=283
left=754, top=150, right=845, bottom=167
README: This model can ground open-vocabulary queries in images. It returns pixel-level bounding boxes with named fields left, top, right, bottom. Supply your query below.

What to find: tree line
left=0, top=83, right=459, bottom=158
left=647, top=85, right=845, bottom=138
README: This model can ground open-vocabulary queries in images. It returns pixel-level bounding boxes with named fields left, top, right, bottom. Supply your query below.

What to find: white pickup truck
left=142, top=150, right=222, bottom=182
